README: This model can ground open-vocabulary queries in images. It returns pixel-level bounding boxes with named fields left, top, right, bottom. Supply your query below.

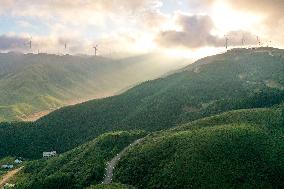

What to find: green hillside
left=0, top=48, right=283, bottom=159
left=14, top=131, right=144, bottom=189
left=114, top=105, right=284, bottom=189
left=87, top=184, right=135, bottom=189
left=11, top=106, right=284, bottom=188
left=0, top=52, right=186, bottom=122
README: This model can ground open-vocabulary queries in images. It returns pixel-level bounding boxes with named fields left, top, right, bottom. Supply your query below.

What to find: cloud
left=156, top=13, right=258, bottom=49
left=186, top=0, right=284, bottom=27
left=187, top=0, right=284, bottom=45
left=227, top=0, right=284, bottom=16
left=1, top=0, right=283, bottom=54
left=5, top=0, right=162, bottom=22
left=0, top=32, right=146, bottom=55
left=210, top=0, right=283, bottom=31
left=226, top=0, right=284, bottom=41
left=156, top=14, right=218, bottom=48
left=0, top=35, right=28, bottom=50
left=0, top=0, right=167, bottom=54
left=0, top=0, right=13, bottom=15
left=0, top=34, right=73, bottom=53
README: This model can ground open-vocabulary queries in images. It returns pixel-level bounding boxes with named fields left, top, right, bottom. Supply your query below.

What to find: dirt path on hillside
left=0, top=167, right=23, bottom=188
left=102, top=138, right=145, bottom=184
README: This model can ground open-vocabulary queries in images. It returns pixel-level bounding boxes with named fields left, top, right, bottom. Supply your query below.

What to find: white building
left=43, top=151, right=57, bottom=158
left=4, top=183, right=15, bottom=188
left=15, top=159, right=22, bottom=164
left=1, top=164, right=14, bottom=169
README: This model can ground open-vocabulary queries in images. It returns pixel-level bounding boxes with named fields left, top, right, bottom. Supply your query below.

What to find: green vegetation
left=0, top=48, right=284, bottom=159
left=87, top=183, right=135, bottom=189
left=0, top=157, right=16, bottom=177
left=14, top=131, right=145, bottom=189
left=0, top=48, right=283, bottom=188
left=0, top=52, right=185, bottom=122
left=114, top=106, right=284, bottom=189
left=0, top=157, right=15, bottom=165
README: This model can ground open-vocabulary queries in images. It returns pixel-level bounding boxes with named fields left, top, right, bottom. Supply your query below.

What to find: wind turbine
left=241, top=34, right=245, bottom=47
left=26, top=36, right=32, bottom=49
left=257, top=36, right=261, bottom=47
left=24, top=36, right=33, bottom=53
left=64, top=42, right=68, bottom=55
left=93, top=44, right=98, bottom=56
left=225, top=36, right=229, bottom=50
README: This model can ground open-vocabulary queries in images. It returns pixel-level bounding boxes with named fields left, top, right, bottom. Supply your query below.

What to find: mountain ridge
left=0, top=52, right=187, bottom=122
left=0, top=48, right=283, bottom=159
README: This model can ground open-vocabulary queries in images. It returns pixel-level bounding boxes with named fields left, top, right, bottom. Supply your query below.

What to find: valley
left=20, top=94, right=111, bottom=122
left=0, top=53, right=188, bottom=122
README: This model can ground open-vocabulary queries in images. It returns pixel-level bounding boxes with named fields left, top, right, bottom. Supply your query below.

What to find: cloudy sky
left=0, top=0, right=283, bottom=58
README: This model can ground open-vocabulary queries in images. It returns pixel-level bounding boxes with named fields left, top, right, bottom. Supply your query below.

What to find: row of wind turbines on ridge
left=24, top=37, right=100, bottom=56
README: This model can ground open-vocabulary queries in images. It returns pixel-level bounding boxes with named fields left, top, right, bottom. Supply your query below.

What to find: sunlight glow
left=134, top=35, right=157, bottom=53
left=162, top=47, right=224, bottom=60
left=212, top=0, right=264, bottom=34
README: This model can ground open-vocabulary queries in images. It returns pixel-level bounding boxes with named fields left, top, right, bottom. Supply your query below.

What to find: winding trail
left=0, top=167, right=23, bottom=188
left=102, top=138, right=144, bottom=184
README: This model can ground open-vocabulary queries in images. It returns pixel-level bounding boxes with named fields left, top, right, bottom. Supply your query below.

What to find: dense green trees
left=14, top=131, right=145, bottom=189
left=114, top=106, right=284, bottom=189
left=0, top=48, right=283, bottom=188
left=0, top=48, right=284, bottom=159
left=87, top=183, right=135, bottom=189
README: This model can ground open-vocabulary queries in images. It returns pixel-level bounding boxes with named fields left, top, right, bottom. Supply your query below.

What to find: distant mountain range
left=0, top=52, right=188, bottom=122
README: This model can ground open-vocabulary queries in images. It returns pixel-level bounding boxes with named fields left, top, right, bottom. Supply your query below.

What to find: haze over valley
left=0, top=52, right=188, bottom=122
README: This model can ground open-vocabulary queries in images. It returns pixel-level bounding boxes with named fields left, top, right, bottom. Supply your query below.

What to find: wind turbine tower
left=25, top=36, right=33, bottom=53
left=241, top=35, right=245, bottom=47
left=93, top=45, right=98, bottom=56
left=225, top=37, right=229, bottom=50
left=257, top=36, right=261, bottom=47
left=28, top=37, right=32, bottom=49
left=64, top=42, right=68, bottom=55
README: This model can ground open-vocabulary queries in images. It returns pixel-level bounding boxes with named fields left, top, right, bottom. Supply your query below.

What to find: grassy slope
left=0, top=53, right=186, bottom=122
left=114, top=106, right=284, bottom=189
left=14, top=131, right=145, bottom=189
left=0, top=48, right=284, bottom=159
